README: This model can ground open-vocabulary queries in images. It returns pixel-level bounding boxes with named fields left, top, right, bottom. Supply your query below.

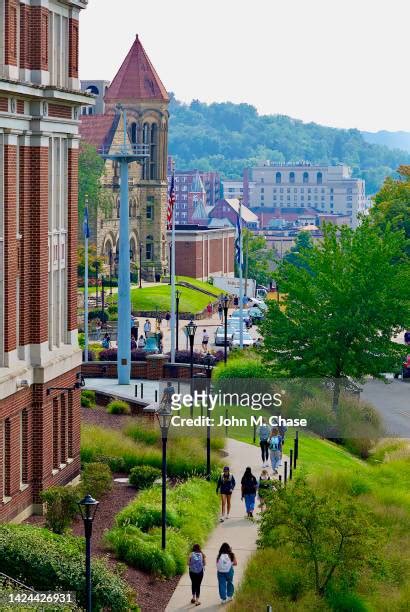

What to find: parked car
left=231, top=331, right=254, bottom=347
left=248, top=297, right=268, bottom=311
left=248, top=307, right=264, bottom=322
left=214, top=325, right=235, bottom=346
left=229, top=319, right=247, bottom=334
left=230, top=309, right=252, bottom=328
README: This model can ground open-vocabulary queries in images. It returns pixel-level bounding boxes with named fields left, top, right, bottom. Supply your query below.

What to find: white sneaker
left=220, top=516, right=225, bottom=522
left=225, top=514, right=230, bottom=519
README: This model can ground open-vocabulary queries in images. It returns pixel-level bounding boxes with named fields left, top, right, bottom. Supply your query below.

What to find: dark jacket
left=216, top=473, right=236, bottom=495
left=241, top=475, right=258, bottom=496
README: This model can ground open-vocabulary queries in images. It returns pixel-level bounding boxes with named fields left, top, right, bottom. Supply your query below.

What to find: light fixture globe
left=185, top=320, right=197, bottom=339
left=77, top=494, right=99, bottom=521
left=156, top=403, right=172, bottom=437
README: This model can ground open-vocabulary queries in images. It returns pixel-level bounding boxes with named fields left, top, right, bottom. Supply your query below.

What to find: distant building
left=248, top=163, right=366, bottom=227
left=252, top=206, right=351, bottom=229
left=223, top=178, right=256, bottom=203
left=80, top=80, right=110, bottom=116
left=170, top=225, right=235, bottom=280
left=210, top=198, right=259, bottom=230
left=167, top=160, right=221, bottom=225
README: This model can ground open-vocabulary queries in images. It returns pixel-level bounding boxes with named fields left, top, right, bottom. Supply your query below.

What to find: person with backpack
left=216, top=542, right=237, bottom=604
left=269, top=428, right=282, bottom=475
left=217, top=303, right=223, bottom=322
left=258, top=469, right=272, bottom=511
left=101, top=333, right=110, bottom=349
left=216, top=466, right=236, bottom=522
left=257, top=419, right=271, bottom=466
left=188, top=543, right=206, bottom=606
left=240, top=467, right=258, bottom=518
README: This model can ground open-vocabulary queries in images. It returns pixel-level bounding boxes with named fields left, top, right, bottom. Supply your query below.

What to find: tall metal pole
left=161, top=436, right=167, bottom=549
left=139, top=243, right=142, bottom=288
left=84, top=196, right=89, bottom=363
left=239, top=198, right=244, bottom=349
left=206, top=370, right=211, bottom=479
left=224, top=301, right=228, bottom=364
left=84, top=522, right=92, bottom=612
left=170, top=168, right=176, bottom=362
left=176, top=292, right=180, bottom=352
left=118, top=112, right=131, bottom=385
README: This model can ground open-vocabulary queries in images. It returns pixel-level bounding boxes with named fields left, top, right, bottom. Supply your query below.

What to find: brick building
left=209, top=198, right=260, bottom=230
left=171, top=225, right=235, bottom=280
left=80, top=36, right=169, bottom=278
left=0, top=0, right=90, bottom=522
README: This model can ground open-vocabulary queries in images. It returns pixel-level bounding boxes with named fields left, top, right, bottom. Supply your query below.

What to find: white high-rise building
left=249, top=163, right=366, bottom=227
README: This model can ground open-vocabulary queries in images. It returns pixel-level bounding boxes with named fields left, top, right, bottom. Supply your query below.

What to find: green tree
left=283, top=230, right=314, bottom=269
left=78, top=143, right=113, bottom=222
left=260, top=221, right=410, bottom=410
left=242, top=229, right=275, bottom=287
left=258, top=478, right=376, bottom=596
left=369, top=165, right=410, bottom=256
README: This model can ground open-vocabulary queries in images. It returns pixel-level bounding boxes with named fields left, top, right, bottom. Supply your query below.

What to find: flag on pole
left=83, top=205, right=90, bottom=239
left=235, top=212, right=242, bottom=265
left=167, top=173, right=176, bottom=229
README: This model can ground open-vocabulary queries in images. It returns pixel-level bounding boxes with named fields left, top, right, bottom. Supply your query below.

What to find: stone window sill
left=20, top=483, right=29, bottom=492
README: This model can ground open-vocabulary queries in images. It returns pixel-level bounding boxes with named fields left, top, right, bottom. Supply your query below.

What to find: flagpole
left=170, top=169, right=176, bottom=362
left=239, top=197, right=244, bottom=349
left=84, top=195, right=89, bottom=363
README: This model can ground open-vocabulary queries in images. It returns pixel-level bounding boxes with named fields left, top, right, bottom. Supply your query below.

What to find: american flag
left=235, top=212, right=242, bottom=265
left=167, top=173, right=176, bottom=229
left=83, top=204, right=90, bottom=239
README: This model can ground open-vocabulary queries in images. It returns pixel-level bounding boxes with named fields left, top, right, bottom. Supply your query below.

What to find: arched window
left=116, top=197, right=120, bottom=219
left=289, top=172, right=295, bottom=184
left=142, top=123, right=150, bottom=180
left=275, top=172, right=281, bottom=184
left=146, top=235, right=154, bottom=261
left=150, top=124, right=158, bottom=180
left=86, top=85, right=99, bottom=96
left=303, top=172, right=309, bottom=184
left=129, top=199, right=133, bottom=218
left=130, top=122, right=137, bottom=145
left=317, top=172, right=323, bottom=185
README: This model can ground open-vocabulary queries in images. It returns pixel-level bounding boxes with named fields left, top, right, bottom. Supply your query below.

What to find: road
left=361, top=378, right=410, bottom=437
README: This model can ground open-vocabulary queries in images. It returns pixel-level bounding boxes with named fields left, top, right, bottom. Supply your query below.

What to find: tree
left=258, top=478, right=376, bottom=596
left=241, top=229, right=275, bottom=287
left=260, top=220, right=410, bottom=410
left=78, top=143, right=113, bottom=222
left=283, top=230, right=314, bottom=269
left=369, top=165, right=410, bottom=256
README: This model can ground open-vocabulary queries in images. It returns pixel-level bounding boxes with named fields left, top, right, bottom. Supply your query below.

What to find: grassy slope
left=176, top=276, right=227, bottom=297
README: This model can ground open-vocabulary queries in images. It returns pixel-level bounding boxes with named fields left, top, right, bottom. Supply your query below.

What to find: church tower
left=81, top=35, right=169, bottom=278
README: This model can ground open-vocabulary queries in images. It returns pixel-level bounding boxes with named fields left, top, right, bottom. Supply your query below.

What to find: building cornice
left=0, top=78, right=94, bottom=105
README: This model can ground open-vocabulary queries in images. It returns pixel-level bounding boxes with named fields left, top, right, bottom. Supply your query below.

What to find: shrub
left=325, top=588, right=370, bottom=611
left=131, top=349, right=147, bottom=362
left=81, top=389, right=96, bottom=408
left=108, top=304, right=118, bottom=316
left=170, top=350, right=224, bottom=365
left=40, top=486, right=79, bottom=534
left=82, top=349, right=95, bottom=362
left=80, top=462, right=112, bottom=499
left=124, top=422, right=160, bottom=446
left=99, top=348, right=119, bottom=361
left=107, top=400, right=131, bottom=415
left=0, top=525, right=134, bottom=610
left=129, top=465, right=161, bottom=489
left=88, top=309, right=108, bottom=323
left=78, top=332, right=85, bottom=349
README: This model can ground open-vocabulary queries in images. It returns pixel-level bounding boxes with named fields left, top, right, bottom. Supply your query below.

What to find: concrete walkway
left=166, top=438, right=285, bottom=611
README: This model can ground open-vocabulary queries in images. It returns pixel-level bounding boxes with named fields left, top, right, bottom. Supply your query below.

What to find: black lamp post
left=108, top=250, right=113, bottom=296
left=276, top=282, right=280, bottom=305
left=77, top=494, right=99, bottom=612
left=176, top=289, right=181, bottom=352
left=222, top=295, right=229, bottom=364
left=139, top=241, right=143, bottom=288
left=101, top=276, right=105, bottom=318
left=203, top=353, right=213, bottom=479
left=156, top=400, right=173, bottom=549
left=94, top=261, right=99, bottom=308
left=185, top=320, right=197, bottom=379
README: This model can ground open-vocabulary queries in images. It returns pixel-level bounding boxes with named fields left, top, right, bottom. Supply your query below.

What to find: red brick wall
left=3, top=145, right=17, bottom=353
left=68, top=18, right=79, bottom=78
left=67, top=148, right=78, bottom=331
left=4, top=0, right=18, bottom=66
left=175, top=241, right=202, bottom=277
left=48, top=104, right=72, bottom=119
left=30, top=7, right=48, bottom=71
left=19, top=3, right=31, bottom=70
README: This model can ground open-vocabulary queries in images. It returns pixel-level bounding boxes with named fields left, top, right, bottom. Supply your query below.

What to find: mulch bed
left=81, top=405, right=134, bottom=430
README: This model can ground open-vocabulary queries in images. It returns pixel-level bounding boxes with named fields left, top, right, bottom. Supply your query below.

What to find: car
left=228, top=318, right=247, bottom=333
left=248, top=297, right=268, bottom=311
left=248, top=307, right=264, bottom=322
left=230, top=309, right=252, bottom=328
left=231, top=331, right=254, bottom=347
left=214, top=325, right=235, bottom=346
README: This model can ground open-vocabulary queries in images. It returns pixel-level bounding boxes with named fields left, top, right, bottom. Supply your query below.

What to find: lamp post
left=94, top=260, right=99, bottom=308
left=222, top=295, right=229, bottom=364
left=175, top=289, right=181, bottom=352
left=185, top=320, right=197, bottom=379
left=108, top=250, right=113, bottom=296
left=203, top=353, right=213, bottom=479
left=139, top=241, right=143, bottom=288
left=156, top=398, right=173, bottom=549
left=276, top=282, right=280, bottom=305
left=101, top=276, right=105, bottom=318
left=77, top=494, right=99, bottom=612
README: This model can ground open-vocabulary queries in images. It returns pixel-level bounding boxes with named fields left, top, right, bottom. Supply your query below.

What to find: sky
left=79, top=0, right=410, bottom=133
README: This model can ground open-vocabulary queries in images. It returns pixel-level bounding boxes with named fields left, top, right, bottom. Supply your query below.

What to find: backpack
left=269, top=436, right=281, bottom=451
left=217, top=554, right=232, bottom=573
left=189, top=552, right=204, bottom=573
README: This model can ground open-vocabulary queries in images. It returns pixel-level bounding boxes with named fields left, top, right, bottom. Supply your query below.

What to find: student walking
left=269, top=428, right=282, bottom=475
left=137, top=334, right=146, bottom=349
left=241, top=467, right=258, bottom=518
left=202, top=329, right=209, bottom=352
left=188, top=544, right=206, bottom=606
left=216, top=466, right=235, bottom=522
left=257, top=419, right=270, bottom=466
left=258, top=469, right=272, bottom=511
left=165, top=311, right=171, bottom=329
left=216, top=543, right=237, bottom=604
left=218, top=303, right=223, bottom=322
left=143, top=319, right=151, bottom=338
left=207, top=303, right=212, bottom=317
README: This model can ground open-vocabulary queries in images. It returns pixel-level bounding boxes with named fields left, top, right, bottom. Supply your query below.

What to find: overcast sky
left=79, top=0, right=409, bottom=133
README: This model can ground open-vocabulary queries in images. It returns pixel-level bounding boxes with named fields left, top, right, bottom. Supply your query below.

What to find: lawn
left=176, top=276, right=227, bottom=297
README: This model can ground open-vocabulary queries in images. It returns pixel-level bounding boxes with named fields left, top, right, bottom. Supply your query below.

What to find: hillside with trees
left=168, top=96, right=410, bottom=194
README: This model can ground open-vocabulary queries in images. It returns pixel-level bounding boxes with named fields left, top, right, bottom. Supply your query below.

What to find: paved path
left=361, top=378, right=410, bottom=437
left=166, top=438, right=285, bottom=611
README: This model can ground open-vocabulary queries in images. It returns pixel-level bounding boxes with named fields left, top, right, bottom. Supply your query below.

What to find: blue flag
left=235, top=213, right=242, bottom=265
left=83, top=206, right=90, bottom=239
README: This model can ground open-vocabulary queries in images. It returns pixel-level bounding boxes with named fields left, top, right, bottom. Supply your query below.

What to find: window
left=146, top=206, right=153, bottom=220
left=20, top=410, right=28, bottom=486
left=130, top=122, right=137, bottom=145
left=289, top=171, right=295, bottom=184
left=275, top=172, right=281, bottom=184
left=280, top=188, right=283, bottom=193
left=303, top=172, right=309, bottom=184
left=287, top=188, right=290, bottom=193
left=260, top=187, right=264, bottom=193
left=142, top=123, right=149, bottom=179
left=317, top=172, right=323, bottom=185
left=149, top=124, right=158, bottom=180
left=146, top=235, right=153, bottom=260
left=52, top=399, right=59, bottom=471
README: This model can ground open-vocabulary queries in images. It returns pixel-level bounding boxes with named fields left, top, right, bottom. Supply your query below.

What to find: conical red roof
left=105, top=35, right=169, bottom=103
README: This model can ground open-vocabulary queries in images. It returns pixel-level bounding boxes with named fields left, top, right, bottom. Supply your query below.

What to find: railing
left=0, top=571, right=35, bottom=593
left=98, top=144, right=150, bottom=158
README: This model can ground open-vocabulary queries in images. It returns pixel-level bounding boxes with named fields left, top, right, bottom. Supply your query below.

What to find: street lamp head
left=156, top=402, right=172, bottom=438
left=185, top=320, right=197, bottom=339
left=223, top=295, right=229, bottom=309
left=77, top=494, right=99, bottom=522
left=176, top=289, right=181, bottom=300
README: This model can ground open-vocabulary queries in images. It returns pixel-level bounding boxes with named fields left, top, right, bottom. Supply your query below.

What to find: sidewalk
left=166, top=438, right=286, bottom=611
